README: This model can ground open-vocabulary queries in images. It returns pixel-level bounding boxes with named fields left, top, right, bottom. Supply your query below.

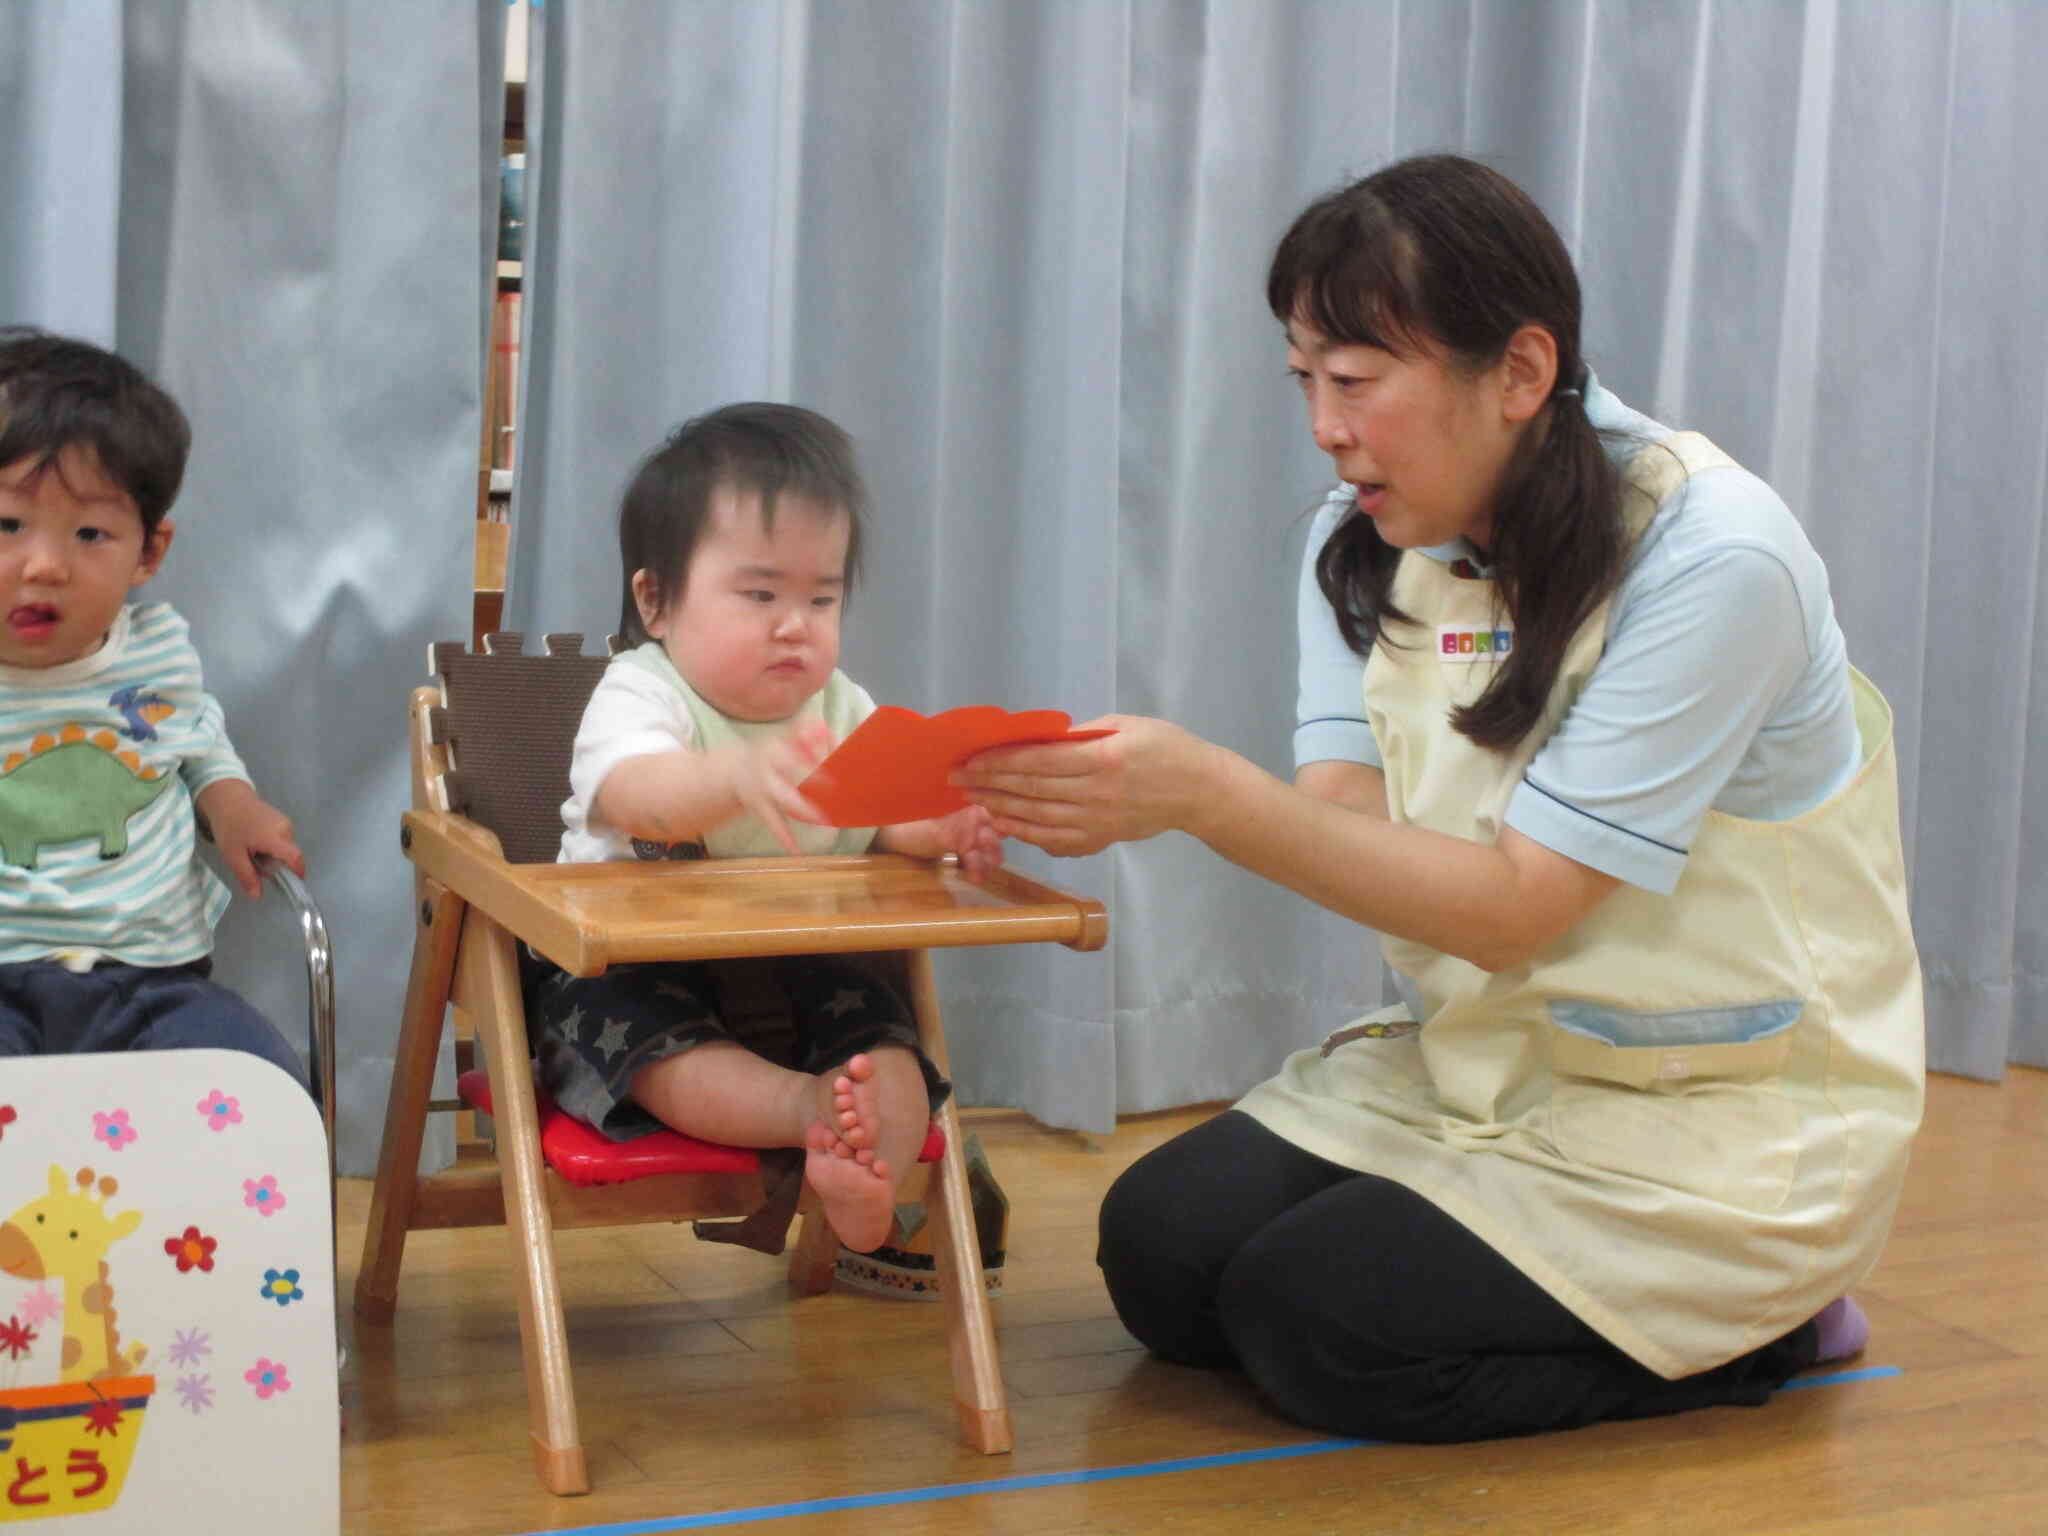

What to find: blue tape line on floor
left=515, top=1366, right=1899, bottom=1535
left=1780, top=1363, right=1901, bottom=1390
left=513, top=1439, right=1370, bottom=1534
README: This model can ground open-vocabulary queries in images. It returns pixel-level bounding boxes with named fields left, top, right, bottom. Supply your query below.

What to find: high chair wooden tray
left=400, top=815, right=1107, bottom=977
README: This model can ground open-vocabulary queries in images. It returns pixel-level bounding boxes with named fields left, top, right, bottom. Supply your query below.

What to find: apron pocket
left=1544, top=998, right=1800, bottom=1090
left=1547, top=1078, right=1801, bottom=1214
left=1543, top=999, right=1804, bottom=1213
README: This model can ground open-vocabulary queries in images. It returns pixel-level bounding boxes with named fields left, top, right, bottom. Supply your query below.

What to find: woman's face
left=1285, top=316, right=1523, bottom=554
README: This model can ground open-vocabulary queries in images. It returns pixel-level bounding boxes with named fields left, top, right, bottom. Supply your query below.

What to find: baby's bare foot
left=803, top=1055, right=897, bottom=1251
left=821, top=1052, right=882, bottom=1155
left=804, top=1123, right=895, bottom=1252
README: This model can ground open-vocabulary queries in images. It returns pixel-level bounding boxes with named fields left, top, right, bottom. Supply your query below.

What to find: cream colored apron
left=1237, top=433, right=1925, bottom=1379
left=614, top=644, right=877, bottom=857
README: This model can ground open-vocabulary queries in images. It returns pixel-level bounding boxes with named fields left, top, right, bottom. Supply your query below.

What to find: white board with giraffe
left=0, top=1049, right=337, bottom=1530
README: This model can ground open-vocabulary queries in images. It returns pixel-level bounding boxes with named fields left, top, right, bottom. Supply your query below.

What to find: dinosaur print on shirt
left=0, top=724, right=174, bottom=868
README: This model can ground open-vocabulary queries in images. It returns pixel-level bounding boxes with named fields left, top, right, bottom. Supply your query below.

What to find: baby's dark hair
left=0, top=327, right=191, bottom=537
left=618, top=402, right=867, bottom=647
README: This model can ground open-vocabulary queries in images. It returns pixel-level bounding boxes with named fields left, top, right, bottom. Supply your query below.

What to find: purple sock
left=1812, top=1296, right=1870, bottom=1362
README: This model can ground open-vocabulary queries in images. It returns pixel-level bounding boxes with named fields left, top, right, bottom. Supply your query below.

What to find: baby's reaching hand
left=871, top=803, right=1002, bottom=880
left=718, top=719, right=834, bottom=854
left=932, top=803, right=1003, bottom=884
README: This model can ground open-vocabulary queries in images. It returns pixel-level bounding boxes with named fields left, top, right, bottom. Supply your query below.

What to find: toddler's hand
left=934, top=804, right=1003, bottom=884
left=722, top=720, right=834, bottom=854
left=197, top=780, right=307, bottom=899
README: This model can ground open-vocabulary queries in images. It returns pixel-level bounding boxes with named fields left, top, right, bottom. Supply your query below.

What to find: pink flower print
left=197, top=1090, right=243, bottom=1131
left=93, top=1108, right=139, bottom=1152
left=19, top=1286, right=60, bottom=1327
left=244, top=1358, right=292, bottom=1400
left=242, top=1175, right=286, bottom=1217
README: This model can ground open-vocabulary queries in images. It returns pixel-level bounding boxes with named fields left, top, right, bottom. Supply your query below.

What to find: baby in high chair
left=529, top=401, right=999, bottom=1254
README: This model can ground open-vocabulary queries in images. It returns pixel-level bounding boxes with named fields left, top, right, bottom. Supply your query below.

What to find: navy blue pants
left=1098, top=1110, right=1820, bottom=1443
left=0, top=958, right=305, bottom=1088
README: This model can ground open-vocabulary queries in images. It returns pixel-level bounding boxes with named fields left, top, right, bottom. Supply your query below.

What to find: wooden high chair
left=352, top=634, right=1106, bottom=1495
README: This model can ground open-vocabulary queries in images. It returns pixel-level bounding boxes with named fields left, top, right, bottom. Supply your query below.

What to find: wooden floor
left=339, top=1067, right=2048, bottom=1535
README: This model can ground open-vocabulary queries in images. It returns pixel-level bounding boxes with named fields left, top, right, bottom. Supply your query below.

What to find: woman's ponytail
left=1452, top=382, right=1624, bottom=749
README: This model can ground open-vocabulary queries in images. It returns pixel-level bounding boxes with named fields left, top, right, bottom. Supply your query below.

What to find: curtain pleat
left=505, top=0, right=2046, bottom=1129
left=0, top=3, right=492, bottom=1173
left=0, top=0, right=124, bottom=340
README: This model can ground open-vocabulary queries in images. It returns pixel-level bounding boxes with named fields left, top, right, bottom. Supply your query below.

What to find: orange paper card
left=800, top=705, right=1111, bottom=827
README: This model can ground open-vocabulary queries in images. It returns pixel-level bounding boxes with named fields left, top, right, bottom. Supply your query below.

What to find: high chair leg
left=787, top=1207, right=841, bottom=1295
left=355, top=881, right=463, bottom=1324
left=904, top=950, right=1012, bottom=1454
left=463, top=911, right=590, bottom=1496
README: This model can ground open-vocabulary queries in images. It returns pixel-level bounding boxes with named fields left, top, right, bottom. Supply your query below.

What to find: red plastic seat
left=456, top=1069, right=942, bottom=1188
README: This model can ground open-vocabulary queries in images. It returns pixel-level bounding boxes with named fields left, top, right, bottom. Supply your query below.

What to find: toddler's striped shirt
left=0, top=602, right=247, bottom=968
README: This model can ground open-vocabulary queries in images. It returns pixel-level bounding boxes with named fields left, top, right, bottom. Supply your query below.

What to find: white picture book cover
left=0, top=1049, right=336, bottom=1530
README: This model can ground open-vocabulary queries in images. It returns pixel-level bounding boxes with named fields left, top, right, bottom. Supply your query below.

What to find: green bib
left=612, top=643, right=877, bottom=857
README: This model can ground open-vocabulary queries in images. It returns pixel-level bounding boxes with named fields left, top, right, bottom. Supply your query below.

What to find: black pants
left=1097, top=1110, right=1819, bottom=1444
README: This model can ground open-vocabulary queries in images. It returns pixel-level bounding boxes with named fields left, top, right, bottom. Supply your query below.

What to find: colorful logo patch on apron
left=1436, top=625, right=1513, bottom=660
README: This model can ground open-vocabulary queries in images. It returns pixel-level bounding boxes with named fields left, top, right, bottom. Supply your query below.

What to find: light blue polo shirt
left=1293, top=377, right=1860, bottom=894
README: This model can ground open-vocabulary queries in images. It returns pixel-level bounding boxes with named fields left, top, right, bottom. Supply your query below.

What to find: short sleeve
left=1295, top=488, right=1380, bottom=770
left=126, top=605, right=246, bottom=794
left=1505, top=470, right=1841, bottom=893
left=567, top=664, right=698, bottom=822
left=176, top=689, right=251, bottom=795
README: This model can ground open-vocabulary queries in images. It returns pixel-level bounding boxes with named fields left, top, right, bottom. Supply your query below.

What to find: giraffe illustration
left=0, top=1164, right=148, bottom=1381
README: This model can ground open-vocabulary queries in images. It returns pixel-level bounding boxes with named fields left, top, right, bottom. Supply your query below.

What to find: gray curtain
left=0, top=0, right=124, bottom=338
left=2, top=2, right=497, bottom=1175
left=504, top=0, right=2043, bottom=1132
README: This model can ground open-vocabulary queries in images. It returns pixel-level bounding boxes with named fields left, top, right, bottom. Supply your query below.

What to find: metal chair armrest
left=257, top=854, right=337, bottom=1176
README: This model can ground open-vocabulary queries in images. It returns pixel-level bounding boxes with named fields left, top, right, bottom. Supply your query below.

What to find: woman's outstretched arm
left=1294, top=759, right=1388, bottom=818
left=957, top=719, right=1617, bottom=973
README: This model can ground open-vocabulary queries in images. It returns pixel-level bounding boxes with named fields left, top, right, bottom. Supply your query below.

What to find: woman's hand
left=952, top=714, right=1223, bottom=857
